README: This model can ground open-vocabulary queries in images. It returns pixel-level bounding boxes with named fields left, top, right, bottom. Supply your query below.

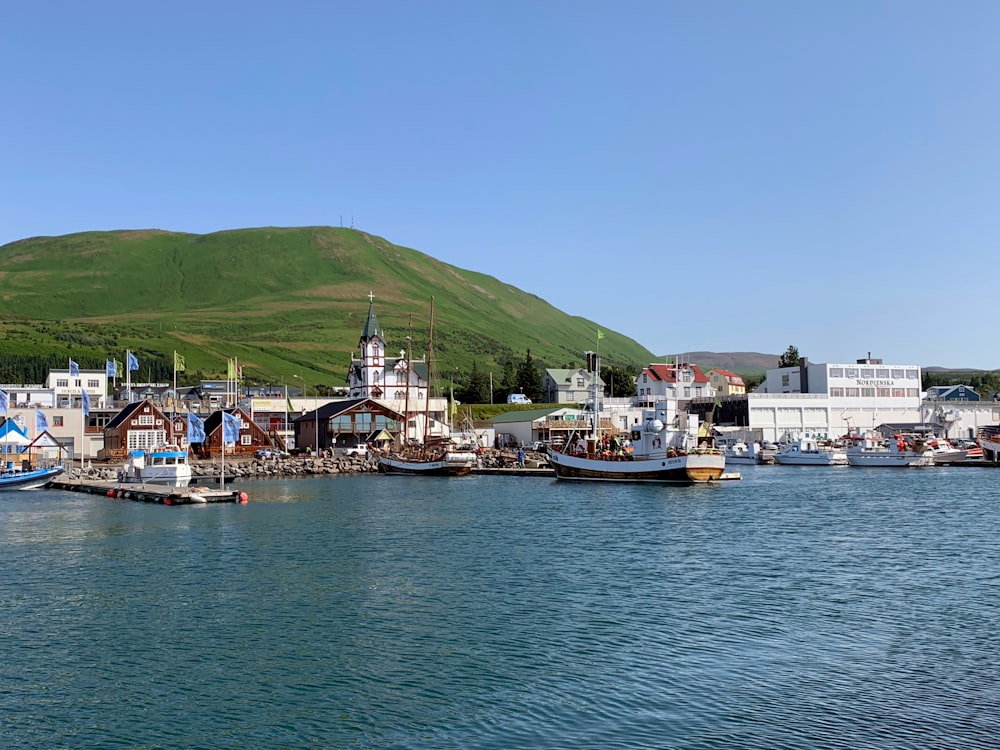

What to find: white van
left=507, top=393, right=532, bottom=404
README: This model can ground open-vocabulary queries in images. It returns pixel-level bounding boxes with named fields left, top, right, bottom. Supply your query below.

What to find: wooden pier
left=47, top=478, right=248, bottom=506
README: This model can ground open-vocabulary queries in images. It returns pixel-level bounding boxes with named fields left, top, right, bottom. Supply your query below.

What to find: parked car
left=342, top=444, right=368, bottom=457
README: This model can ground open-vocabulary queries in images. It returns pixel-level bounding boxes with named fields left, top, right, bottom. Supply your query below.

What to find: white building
left=47, top=368, right=110, bottom=409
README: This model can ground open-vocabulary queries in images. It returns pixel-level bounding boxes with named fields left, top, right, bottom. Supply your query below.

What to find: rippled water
left=3, top=466, right=1000, bottom=748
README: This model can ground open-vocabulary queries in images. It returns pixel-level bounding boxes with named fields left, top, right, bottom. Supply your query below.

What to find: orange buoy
left=106, top=489, right=115, bottom=497
left=239, top=492, right=249, bottom=504
left=163, top=497, right=173, bottom=506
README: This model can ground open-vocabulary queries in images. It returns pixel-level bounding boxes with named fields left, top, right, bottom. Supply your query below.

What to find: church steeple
left=361, top=291, right=382, bottom=343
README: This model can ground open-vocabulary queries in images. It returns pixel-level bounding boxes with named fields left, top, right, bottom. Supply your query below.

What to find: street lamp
left=294, top=374, right=319, bottom=453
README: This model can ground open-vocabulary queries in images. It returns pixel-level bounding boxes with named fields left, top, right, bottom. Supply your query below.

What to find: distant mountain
left=668, top=352, right=779, bottom=374
left=0, top=227, right=656, bottom=386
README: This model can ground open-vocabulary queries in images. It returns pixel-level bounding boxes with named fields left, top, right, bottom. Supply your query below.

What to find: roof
left=709, top=368, right=745, bottom=385
left=544, top=368, right=605, bottom=386
left=106, top=401, right=155, bottom=429
left=290, top=397, right=405, bottom=423
left=491, top=407, right=566, bottom=424
left=360, top=301, right=383, bottom=343
left=643, top=363, right=710, bottom=384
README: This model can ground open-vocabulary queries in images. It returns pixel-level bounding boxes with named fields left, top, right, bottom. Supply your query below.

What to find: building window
left=57, top=379, right=68, bottom=388
left=829, top=368, right=844, bottom=378
left=846, top=368, right=859, bottom=378
left=861, top=388, right=875, bottom=398
left=907, top=388, right=919, bottom=397
left=53, top=416, right=64, bottom=427
left=781, top=374, right=790, bottom=387
left=877, top=388, right=890, bottom=397
left=241, top=435, right=252, bottom=446
left=892, top=388, right=906, bottom=398
left=906, top=370, right=919, bottom=379
left=830, top=388, right=844, bottom=397
left=860, top=368, right=874, bottom=378
left=139, top=415, right=154, bottom=426
left=891, top=369, right=904, bottom=379
left=577, top=378, right=584, bottom=387
left=128, top=429, right=167, bottom=450
left=876, top=369, right=889, bottom=378
left=88, top=379, right=99, bottom=389
left=846, top=388, right=860, bottom=397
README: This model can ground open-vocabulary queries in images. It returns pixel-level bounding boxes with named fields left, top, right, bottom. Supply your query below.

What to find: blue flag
left=188, top=413, right=206, bottom=443
left=222, top=411, right=241, bottom=443
left=70, top=360, right=80, bottom=376
left=35, top=410, right=48, bottom=433
left=106, top=359, right=117, bottom=377
left=0, top=389, right=8, bottom=415
left=127, top=352, right=139, bottom=371
left=81, top=389, right=91, bottom=416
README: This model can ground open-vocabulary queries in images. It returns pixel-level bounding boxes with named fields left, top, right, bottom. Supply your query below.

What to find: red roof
left=643, top=363, right=710, bottom=384
left=710, top=368, right=745, bottom=385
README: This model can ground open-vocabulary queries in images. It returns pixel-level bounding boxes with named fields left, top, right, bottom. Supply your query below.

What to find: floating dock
left=47, top=478, right=248, bottom=505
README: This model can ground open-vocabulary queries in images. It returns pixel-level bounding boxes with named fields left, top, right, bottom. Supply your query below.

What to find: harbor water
left=3, top=466, right=999, bottom=749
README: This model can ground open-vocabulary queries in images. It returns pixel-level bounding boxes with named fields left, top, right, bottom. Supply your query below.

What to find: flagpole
left=80, top=391, right=85, bottom=470
left=173, top=351, right=177, bottom=418
left=126, top=350, right=132, bottom=403
left=220, top=410, right=226, bottom=491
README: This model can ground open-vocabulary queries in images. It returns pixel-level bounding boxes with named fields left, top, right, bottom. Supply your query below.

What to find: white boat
left=0, top=463, right=64, bottom=490
left=976, top=426, right=1000, bottom=462
left=378, top=437, right=477, bottom=476
left=845, top=433, right=934, bottom=468
left=724, top=441, right=763, bottom=465
left=123, top=445, right=193, bottom=487
left=773, top=437, right=848, bottom=466
left=548, top=401, right=725, bottom=485
left=924, top=437, right=972, bottom=464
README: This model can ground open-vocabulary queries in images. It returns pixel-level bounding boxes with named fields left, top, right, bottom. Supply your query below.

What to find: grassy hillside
left=0, top=227, right=655, bottom=388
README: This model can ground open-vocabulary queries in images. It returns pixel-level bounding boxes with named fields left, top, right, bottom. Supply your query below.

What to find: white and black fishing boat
left=123, top=444, right=193, bottom=487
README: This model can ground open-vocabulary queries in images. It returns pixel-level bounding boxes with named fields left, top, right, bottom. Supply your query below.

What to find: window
left=892, top=388, right=906, bottom=398
left=876, top=369, right=889, bottom=378
left=643, top=374, right=648, bottom=383
left=877, top=388, right=890, bottom=397
left=782, top=374, right=790, bottom=387
left=907, top=388, right=919, bottom=397
left=891, top=369, right=904, bottom=379
left=56, top=379, right=68, bottom=388
left=861, top=388, right=875, bottom=398
left=846, top=368, right=859, bottom=378
left=829, top=368, right=844, bottom=377
left=241, top=435, right=252, bottom=446
left=139, top=414, right=154, bottom=426
left=846, top=388, right=860, bottom=397
left=128, top=429, right=167, bottom=450
left=53, top=416, right=64, bottom=427
left=830, top=387, right=844, bottom=397
left=861, top=369, right=874, bottom=378
left=88, top=379, right=99, bottom=388
left=906, top=370, right=919, bottom=379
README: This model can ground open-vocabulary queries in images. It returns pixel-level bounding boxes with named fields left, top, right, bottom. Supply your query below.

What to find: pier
left=47, top=478, right=248, bottom=505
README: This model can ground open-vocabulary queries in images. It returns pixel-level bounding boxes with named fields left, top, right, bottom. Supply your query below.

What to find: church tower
left=349, top=293, right=386, bottom=399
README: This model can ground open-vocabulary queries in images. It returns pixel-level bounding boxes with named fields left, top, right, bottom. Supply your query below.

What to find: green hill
left=0, top=226, right=655, bottom=388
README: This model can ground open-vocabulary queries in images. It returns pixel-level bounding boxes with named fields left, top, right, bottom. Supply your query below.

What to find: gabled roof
left=643, top=363, right=710, bottom=384
left=290, top=397, right=405, bottom=423
left=544, top=368, right=605, bottom=386
left=106, top=401, right=162, bottom=429
left=709, top=368, right=745, bottom=385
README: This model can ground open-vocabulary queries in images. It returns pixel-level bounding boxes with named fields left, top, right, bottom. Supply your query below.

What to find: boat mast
left=424, top=297, right=435, bottom=444
left=402, top=314, right=413, bottom=446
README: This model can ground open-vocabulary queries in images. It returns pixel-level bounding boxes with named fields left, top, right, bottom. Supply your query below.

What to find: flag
left=715, top=399, right=722, bottom=409
left=597, top=329, right=605, bottom=340
left=127, top=352, right=139, bottom=371
left=227, top=358, right=237, bottom=380
left=286, top=394, right=295, bottom=413
left=0, top=389, right=8, bottom=415
left=35, top=410, right=48, bottom=433
left=222, top=411, right=241, bottom=443
left=114, top=359, right=123, bottom=377
left=106, top=359, right=118, bottom=377
left=174, top=351, right=186, bottom=372
left=188, top=413, right=206, bottom=443
left=81, top=389, right=91, bottom=416
left=70, top=359, right=80, bottom=376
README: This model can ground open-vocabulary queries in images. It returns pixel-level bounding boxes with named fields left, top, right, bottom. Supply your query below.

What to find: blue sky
left=3, top=1, right=998, bottom=368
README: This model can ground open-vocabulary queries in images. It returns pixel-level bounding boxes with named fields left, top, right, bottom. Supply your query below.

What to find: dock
left=47, top=478, right=248, bottom=505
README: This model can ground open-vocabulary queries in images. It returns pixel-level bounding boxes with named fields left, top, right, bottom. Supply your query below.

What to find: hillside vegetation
left=0, top=227, right=655, bottom=388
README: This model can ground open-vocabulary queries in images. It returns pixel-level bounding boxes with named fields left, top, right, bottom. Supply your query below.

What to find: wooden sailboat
left=378, top=299, right=477, bottom=476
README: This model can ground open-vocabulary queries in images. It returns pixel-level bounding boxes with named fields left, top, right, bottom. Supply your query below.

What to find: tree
left=601, top=363, right=639, bottom=397
left=516, top=349, right=543, bottom=403
left=778, top=345, right=801, bottom=368
left=459, top=361, right=491, bottom=404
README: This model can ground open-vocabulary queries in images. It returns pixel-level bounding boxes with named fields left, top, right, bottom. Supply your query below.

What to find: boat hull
left=773, top=454, right=848, bottom=466
left=0, top=465, right=65, bottom=490
left=548, top=450, right=724, bottom=484
left=847, top=452, right=934, bottom=468
left=378, top=453, right=476, bottom=477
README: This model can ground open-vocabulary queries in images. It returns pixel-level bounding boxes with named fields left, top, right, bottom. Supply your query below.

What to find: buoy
left=239, top=492, right=249, bottom=504
left=107, top=489, right=115, bottom=497
left=163, top=497, right=173, bottom=506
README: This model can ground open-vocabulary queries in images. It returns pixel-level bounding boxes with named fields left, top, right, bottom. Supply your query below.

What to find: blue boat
left=0, top=464, right=65, bottom=490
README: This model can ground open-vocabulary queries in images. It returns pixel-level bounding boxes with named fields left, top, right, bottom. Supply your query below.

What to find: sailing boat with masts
left=378, top=298, right=477, bottom=476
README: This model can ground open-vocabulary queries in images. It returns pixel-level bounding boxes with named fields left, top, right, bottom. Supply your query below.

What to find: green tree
left=459, top=361, right=491, bottom=404
left=516, top=349, right=543, bottom=403
left=778, top=345, right=801, bottom=368
left=601, top=363, right=638, bottom=397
